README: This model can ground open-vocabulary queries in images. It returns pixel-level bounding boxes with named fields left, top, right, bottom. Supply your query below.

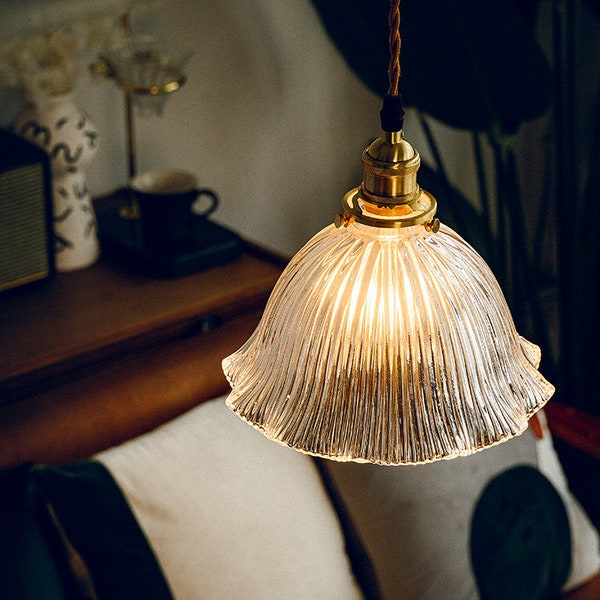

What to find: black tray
left=96, top=200, right=242, bottom=278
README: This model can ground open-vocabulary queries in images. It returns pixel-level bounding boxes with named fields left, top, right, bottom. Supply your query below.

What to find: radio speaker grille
left=0, top=164, right=51, bottom=291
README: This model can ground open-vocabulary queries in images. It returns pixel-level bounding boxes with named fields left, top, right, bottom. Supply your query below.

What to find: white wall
left=4, top=1, right=592, bottom=260
left=0, top=0, right=386, bottom=257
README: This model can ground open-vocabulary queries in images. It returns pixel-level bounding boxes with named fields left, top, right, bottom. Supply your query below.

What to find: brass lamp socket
left=361, top=131, right=420, bottom=205
left=341, top=131, right=438, bottom=229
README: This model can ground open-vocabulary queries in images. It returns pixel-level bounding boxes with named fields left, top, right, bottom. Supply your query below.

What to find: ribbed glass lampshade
left=223, top=220, right=554, bottom=465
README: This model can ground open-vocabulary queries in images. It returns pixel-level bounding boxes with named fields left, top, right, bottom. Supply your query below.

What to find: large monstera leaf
left=309, top=0, right=552, bottom=134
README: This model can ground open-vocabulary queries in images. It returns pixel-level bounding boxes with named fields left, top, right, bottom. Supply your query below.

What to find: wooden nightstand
left=0, top=234, right=284, bottom=468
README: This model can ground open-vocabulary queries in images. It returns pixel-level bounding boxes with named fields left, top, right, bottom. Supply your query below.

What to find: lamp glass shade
left=223, top=219, right=554, bottom=465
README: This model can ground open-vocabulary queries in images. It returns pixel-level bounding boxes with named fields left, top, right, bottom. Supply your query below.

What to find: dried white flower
left=0, top=14, right=124, bottom=104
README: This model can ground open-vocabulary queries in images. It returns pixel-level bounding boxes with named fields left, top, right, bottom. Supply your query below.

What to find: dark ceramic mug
left=130, top=169, right=219, bottom=249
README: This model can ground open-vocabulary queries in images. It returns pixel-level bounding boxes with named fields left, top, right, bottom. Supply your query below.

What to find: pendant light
left=222, top=0, right=554, bottom=465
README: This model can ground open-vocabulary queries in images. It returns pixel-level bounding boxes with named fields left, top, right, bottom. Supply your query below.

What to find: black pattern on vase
left=13, top=93, right=99, bottom=271
left=54, top=206, right=74, bottom=223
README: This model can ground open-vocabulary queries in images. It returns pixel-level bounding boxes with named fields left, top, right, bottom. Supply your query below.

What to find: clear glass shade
left=223, top=221, right=554, bottom=465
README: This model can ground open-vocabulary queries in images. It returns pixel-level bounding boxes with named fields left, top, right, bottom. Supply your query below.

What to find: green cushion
left=0, top=463, right=68, bottom=599
left=31, top=460, right=174, bottom=600
left=0, top=460, right=174, bottom=600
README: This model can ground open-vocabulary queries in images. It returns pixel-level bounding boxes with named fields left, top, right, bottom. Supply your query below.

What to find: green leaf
left=310, top=0, right=552, bottom=133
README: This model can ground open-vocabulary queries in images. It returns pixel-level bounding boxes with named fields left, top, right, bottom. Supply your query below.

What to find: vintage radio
left=0, top=128, right=54, bottom=292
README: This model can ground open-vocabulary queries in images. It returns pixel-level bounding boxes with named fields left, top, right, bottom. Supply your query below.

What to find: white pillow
left=96, top=397, right=364, bottom=600
left=322, top=411, right=600, bottom=600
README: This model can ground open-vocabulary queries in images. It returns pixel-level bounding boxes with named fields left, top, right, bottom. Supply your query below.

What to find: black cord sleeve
left=380, top=94, right=405, bottom=132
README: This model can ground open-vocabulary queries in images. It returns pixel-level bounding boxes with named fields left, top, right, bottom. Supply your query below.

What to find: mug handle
left=192, top=188, right=219, bottom=217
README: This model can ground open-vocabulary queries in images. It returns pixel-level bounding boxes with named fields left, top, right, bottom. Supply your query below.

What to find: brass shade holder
left=338, top=131, right=439, bottom=230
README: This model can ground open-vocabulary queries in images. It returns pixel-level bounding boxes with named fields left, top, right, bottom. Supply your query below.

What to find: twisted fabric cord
left=387, top=0, right=401, bottom=97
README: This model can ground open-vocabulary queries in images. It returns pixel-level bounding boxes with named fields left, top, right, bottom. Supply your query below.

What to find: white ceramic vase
left=13, top=92, right=100, bottom=271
